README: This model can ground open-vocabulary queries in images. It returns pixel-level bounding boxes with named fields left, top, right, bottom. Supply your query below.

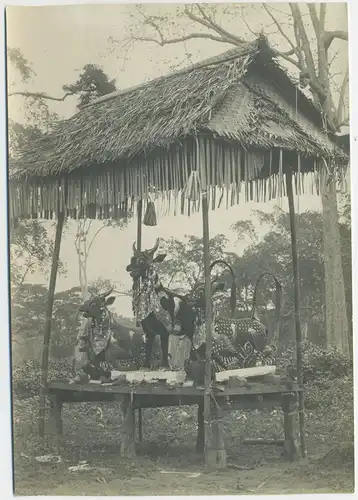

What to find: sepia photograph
left=5, top=1, right=354, bottom=496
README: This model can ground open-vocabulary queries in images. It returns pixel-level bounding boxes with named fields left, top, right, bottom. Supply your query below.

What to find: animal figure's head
left=159, top=281, right=225, bottom=341
left=126, top=238, right=167, bottom=280
left=79, top=289, right=116, bottom=324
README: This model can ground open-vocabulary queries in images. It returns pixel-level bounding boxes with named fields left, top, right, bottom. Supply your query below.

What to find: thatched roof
left=9, top=35, right=347, bottom=220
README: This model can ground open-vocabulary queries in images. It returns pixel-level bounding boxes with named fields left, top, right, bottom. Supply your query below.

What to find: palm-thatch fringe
left=9, top=138, right=348, bottom=220
left=8, top=36, right=348, bottom=220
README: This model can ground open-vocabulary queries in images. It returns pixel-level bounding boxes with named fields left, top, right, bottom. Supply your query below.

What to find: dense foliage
left=63, top=64, right=117, bottom=108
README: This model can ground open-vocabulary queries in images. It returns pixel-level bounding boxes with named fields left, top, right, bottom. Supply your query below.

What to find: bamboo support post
left=286, top=169, right=306, bottom=458
left=38, top=211, right=65, bottom=448
left=202, top=191, right=212, bottom=464
left=205, top=403, right=227, bottom=468
left=282, top=395, right=299, bottom=461
left=138, top=407, right=143, bottom=443
left=136, top=198, right=143, bottom=422
left=120, top=396, right=136, bottom=457
left=196, top=401, right=205, bottom=453
left=202, top=191, right=226, bottom=466
left=49, top=395, right=63, bottom=453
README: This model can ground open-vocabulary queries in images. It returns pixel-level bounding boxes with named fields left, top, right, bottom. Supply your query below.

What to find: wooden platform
left=46, top=377, right=303, bottom=466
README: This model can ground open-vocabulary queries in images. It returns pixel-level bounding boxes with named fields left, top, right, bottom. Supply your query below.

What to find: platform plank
left=111, top=370, right=186, bottom=384
left=48, top=379, right=302, bottom=398
left=215, top=365, right=276, bottom=382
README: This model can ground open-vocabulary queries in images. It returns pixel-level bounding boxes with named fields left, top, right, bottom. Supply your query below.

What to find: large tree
left=118, top=3, right=350, bottom=355
left=63, top=63, right=117, bottom=108
left=231, top=209, right=326, bottom=348
left=158, top=233, right=235, bottom=292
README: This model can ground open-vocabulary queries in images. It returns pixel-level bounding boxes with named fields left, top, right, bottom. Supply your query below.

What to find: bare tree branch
left=131, top=32, right=228, bottom=46
left=328, top=48, right=340, bottom=69
left=195, top=4, right=246, bottom=44
left=270, top=47, right=301, bottom=69
left=335, top=67, right=349, bottom=128
left=324, top=30, right=348, bottom=49
left=307, top=4, right=320, bottom=39
left=288, top=8, right=306, bottom=70
left=290, top=3, right=317, bottom=77
left=8, top=91, right=74, bottom=102
left=87, top=224, right=107, bottom=255
left=240, top=5, right=260, bottom=37
left=319, top=3, right=326, bottom=31
left=262, top=4, right=298, bottom=55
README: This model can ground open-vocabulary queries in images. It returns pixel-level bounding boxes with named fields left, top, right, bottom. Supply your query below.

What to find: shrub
left=12, top=358, right=76, bottom=399
left=278, top=340, right=352, bottom=383
left=278, top=340, right=354, bottom=455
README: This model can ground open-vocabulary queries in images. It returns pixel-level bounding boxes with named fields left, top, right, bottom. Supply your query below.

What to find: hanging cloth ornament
left=143, top=197, right=157, bottom=226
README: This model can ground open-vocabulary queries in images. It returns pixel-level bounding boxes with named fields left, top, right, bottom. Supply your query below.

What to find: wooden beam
left=49, top=395, right=63, bottom=453
left=38, top=210, right=65, bottom=448
left=202, top=191, right=219, bottom=466
left=120, top=396, right=136, bottom=457
left=286, top=169, right=306, bottom=458
left=243, top=439, right=284, bottom=446
left=205, top=402, right=227, bottom=467
left=282, top=395, right=299, bottom=461
left=135, top=199, right=143, bottom=330
left=138, top=407, right=143, bottom=443
left=196, top=401, right=205, bottom=453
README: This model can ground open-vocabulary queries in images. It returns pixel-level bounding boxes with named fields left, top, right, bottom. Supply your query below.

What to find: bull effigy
left=125, top=241, right=281, bottom=384
left=75, top=289, right=168, bottom=382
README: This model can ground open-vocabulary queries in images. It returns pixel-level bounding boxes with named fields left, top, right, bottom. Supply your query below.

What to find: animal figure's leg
left=143, top=332, right=154, bottom=369
left=159, top=330, right=170, bottom=368
left=144, top=314, right=170, bottom=368
left=142, top=316, right=164, bottom=369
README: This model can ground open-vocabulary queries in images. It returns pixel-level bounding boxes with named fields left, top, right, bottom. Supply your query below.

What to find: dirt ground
left=12, top=400, right=354, bottom=496
left=14, top=448, right=354, bottom=496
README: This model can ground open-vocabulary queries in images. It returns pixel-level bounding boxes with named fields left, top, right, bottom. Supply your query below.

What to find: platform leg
left=196, top=401, right=205, bottom=453
left=205, top=401, right=227, bottom=468
left=138, top=408, right=143, bottom=443
left=282, top=395, right=298, bottom=461
left=49, top=395, right=63, bottom=453
left=120, top=396, right=136, bottom=457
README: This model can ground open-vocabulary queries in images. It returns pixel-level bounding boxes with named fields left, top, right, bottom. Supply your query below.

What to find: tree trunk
left=321, top=180, right=350, bottom=357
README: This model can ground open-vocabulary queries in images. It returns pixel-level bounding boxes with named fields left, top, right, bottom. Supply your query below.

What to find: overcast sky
left=6, top=3, right=347, bottom=317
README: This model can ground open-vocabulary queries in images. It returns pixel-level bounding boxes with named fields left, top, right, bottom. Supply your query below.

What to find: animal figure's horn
left=148, top=238, right=160, bottom=255
left=132, top=241, right=137, bottom=253
left=100, top=288, right=114, bottom=298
